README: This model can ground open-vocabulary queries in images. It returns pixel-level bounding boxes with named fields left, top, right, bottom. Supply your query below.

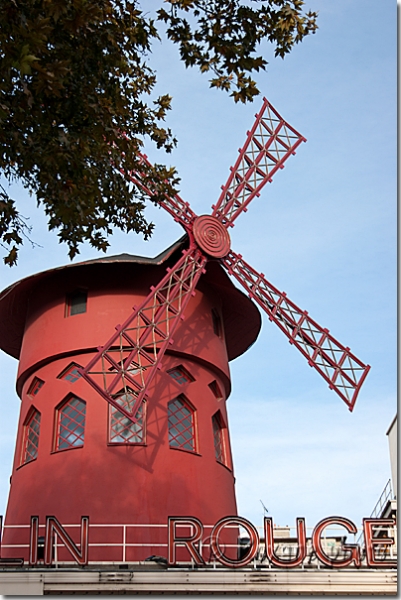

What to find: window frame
left=167, top=395, right=198, bottom=454
left=57, top=362, right=83, bottom=383
left=208, top=379, right=223, bottom=401
left=65, top=289, right=88, bottom=317
left=212, top=410, right=232, bottom=470
left=212, top=308, right=223, bottom=339
left=108, top=391, right=146, bottom=446
left=20, top=406, right=41, bottom=466
left=27, top=377, right=45, bottom=398
left=53, top=395, right=86, bottom=453
left=167, top=365, right=195, bottom=386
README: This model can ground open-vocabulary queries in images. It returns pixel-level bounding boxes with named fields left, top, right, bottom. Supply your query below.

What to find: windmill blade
left=212, top=99, right=306, bottom=228
left=79, top=247, right=207, bottom=423
left=223, top=250, right=370, bottom=411
left=123, top=153, right=197, bottom=231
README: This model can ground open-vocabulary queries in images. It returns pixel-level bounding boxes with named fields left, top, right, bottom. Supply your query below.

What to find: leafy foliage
left=0, top=0, right=317, bottom=265
left=159, top=0, right=318, bottom=103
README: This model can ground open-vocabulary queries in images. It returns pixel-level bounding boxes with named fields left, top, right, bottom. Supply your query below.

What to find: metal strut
left=79, top=247, right=207, bottom=422
left=212, top=98, right=306, bottom=227
left=222, top=250, right=370, bottom=411
left=80, top=98, right=370, bottom=421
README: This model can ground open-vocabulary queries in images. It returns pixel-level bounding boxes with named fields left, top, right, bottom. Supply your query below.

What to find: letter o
left=210, top=516, right=259, bottom=568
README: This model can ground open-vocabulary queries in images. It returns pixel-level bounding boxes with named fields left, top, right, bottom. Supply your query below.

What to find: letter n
left=44, top=516, right=89, bottom=566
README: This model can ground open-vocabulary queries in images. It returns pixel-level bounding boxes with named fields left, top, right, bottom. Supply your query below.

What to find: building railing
left=356, top=479, right=395, bottom=547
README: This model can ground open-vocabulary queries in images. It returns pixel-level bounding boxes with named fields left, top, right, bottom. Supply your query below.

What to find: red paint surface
left=1, top=253, right=260, bottom=563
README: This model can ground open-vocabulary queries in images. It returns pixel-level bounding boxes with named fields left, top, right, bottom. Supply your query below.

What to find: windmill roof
left=0, top=236, right=261, bottom=362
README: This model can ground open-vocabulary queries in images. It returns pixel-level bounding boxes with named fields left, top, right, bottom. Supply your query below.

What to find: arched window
left=212, top=412, right=225, bottom=464
left=168, top=396, right=196, bottom=452
left=109, top=391, right=145, bottom=444
left=55, top=396, right=86, bottom=451
left=21, top=407, right=41, bottom=465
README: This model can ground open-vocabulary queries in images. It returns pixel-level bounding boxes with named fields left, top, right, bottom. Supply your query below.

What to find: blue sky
left=0, top=0, right=396, bottom=535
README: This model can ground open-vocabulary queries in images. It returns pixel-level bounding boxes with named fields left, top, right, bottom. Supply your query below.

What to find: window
left=212, top=309, right=223, bottom=338
left=66, top=290, right=87, bottom=316
left=212, top=413, right=225, bottom=464
left=21, top=408, right=41, bottom=465
left=209, top=380, right=223, bottom=401
left=109, top=391, right=145, bottom=444
left=57, top=363, right=82, bottom=383
left=27, top=377, right=44, bottom=398
left=167, top=365, right=195, bottom=385
left=55, top=396, right=86, bottom=451
left=168, top=396, right=196, bottom=452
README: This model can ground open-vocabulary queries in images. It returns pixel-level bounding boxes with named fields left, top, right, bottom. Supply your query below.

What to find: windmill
left=79, top=98, right=370, bottom=424
left=0, top=98, right=370, bottom=565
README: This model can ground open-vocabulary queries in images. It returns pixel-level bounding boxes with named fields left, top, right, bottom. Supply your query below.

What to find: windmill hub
left=193, top=215, right=231, bottom=258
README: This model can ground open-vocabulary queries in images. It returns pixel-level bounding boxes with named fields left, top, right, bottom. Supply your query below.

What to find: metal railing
left=356, top=479, right=395, bottom=547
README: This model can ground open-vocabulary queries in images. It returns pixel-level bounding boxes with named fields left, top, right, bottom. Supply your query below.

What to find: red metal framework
left=223, top=251, right=369, bottom=410
left=109, top=395, right=145, bottom=444
left=80, top=98, right=370, bottom=418
left=212, top=100, right=305, bottom=228
left=81, top=248, right=206, bottom=422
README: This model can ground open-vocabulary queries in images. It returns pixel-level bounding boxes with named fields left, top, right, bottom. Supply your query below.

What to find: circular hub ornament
left=193, top=215, right=231, bottom=258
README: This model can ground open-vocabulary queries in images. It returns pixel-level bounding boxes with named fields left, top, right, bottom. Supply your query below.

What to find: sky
left=0, top=0, right=396, bottom=538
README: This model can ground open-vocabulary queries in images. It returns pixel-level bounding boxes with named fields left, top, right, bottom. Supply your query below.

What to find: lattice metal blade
left=79, top=247, right=207, bottom=422
left=212, top=99, right=306, bottom=227
left=223, top=250, right=370, bottom=411
left=122, top=152, right=197, bottom=231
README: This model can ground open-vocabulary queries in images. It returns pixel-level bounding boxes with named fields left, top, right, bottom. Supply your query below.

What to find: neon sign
left=0, top=515, right=396, bottom=568
left=168, top=516, right=397, bottom=569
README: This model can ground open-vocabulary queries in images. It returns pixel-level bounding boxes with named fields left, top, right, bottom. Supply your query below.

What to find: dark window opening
left=28, top=377, right=44, bottom=397
left=57, top=363, right=82, bottom=383
left=212, top=309, right=223, bottom=338
left=66, top=290, right=87, bottom=316
left=168, top=396, right=196, bottom=452
left=209, top=380, right=223, bottom=401
left=167, top=365, right=195, bottom=385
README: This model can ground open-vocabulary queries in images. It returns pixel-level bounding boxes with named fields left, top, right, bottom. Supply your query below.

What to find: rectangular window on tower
left=212, top=309, right=223, bottom=338
left=109, top=391, right=145, bottom=444
left=66, top=290, right=87, bottom=317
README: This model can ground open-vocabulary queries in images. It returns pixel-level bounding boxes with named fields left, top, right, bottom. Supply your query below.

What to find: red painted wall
left=2, top=261, right=239, bottom=563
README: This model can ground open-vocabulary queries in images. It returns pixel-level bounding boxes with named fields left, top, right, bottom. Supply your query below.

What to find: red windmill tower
left=0, top=99, right=370, bottom=565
